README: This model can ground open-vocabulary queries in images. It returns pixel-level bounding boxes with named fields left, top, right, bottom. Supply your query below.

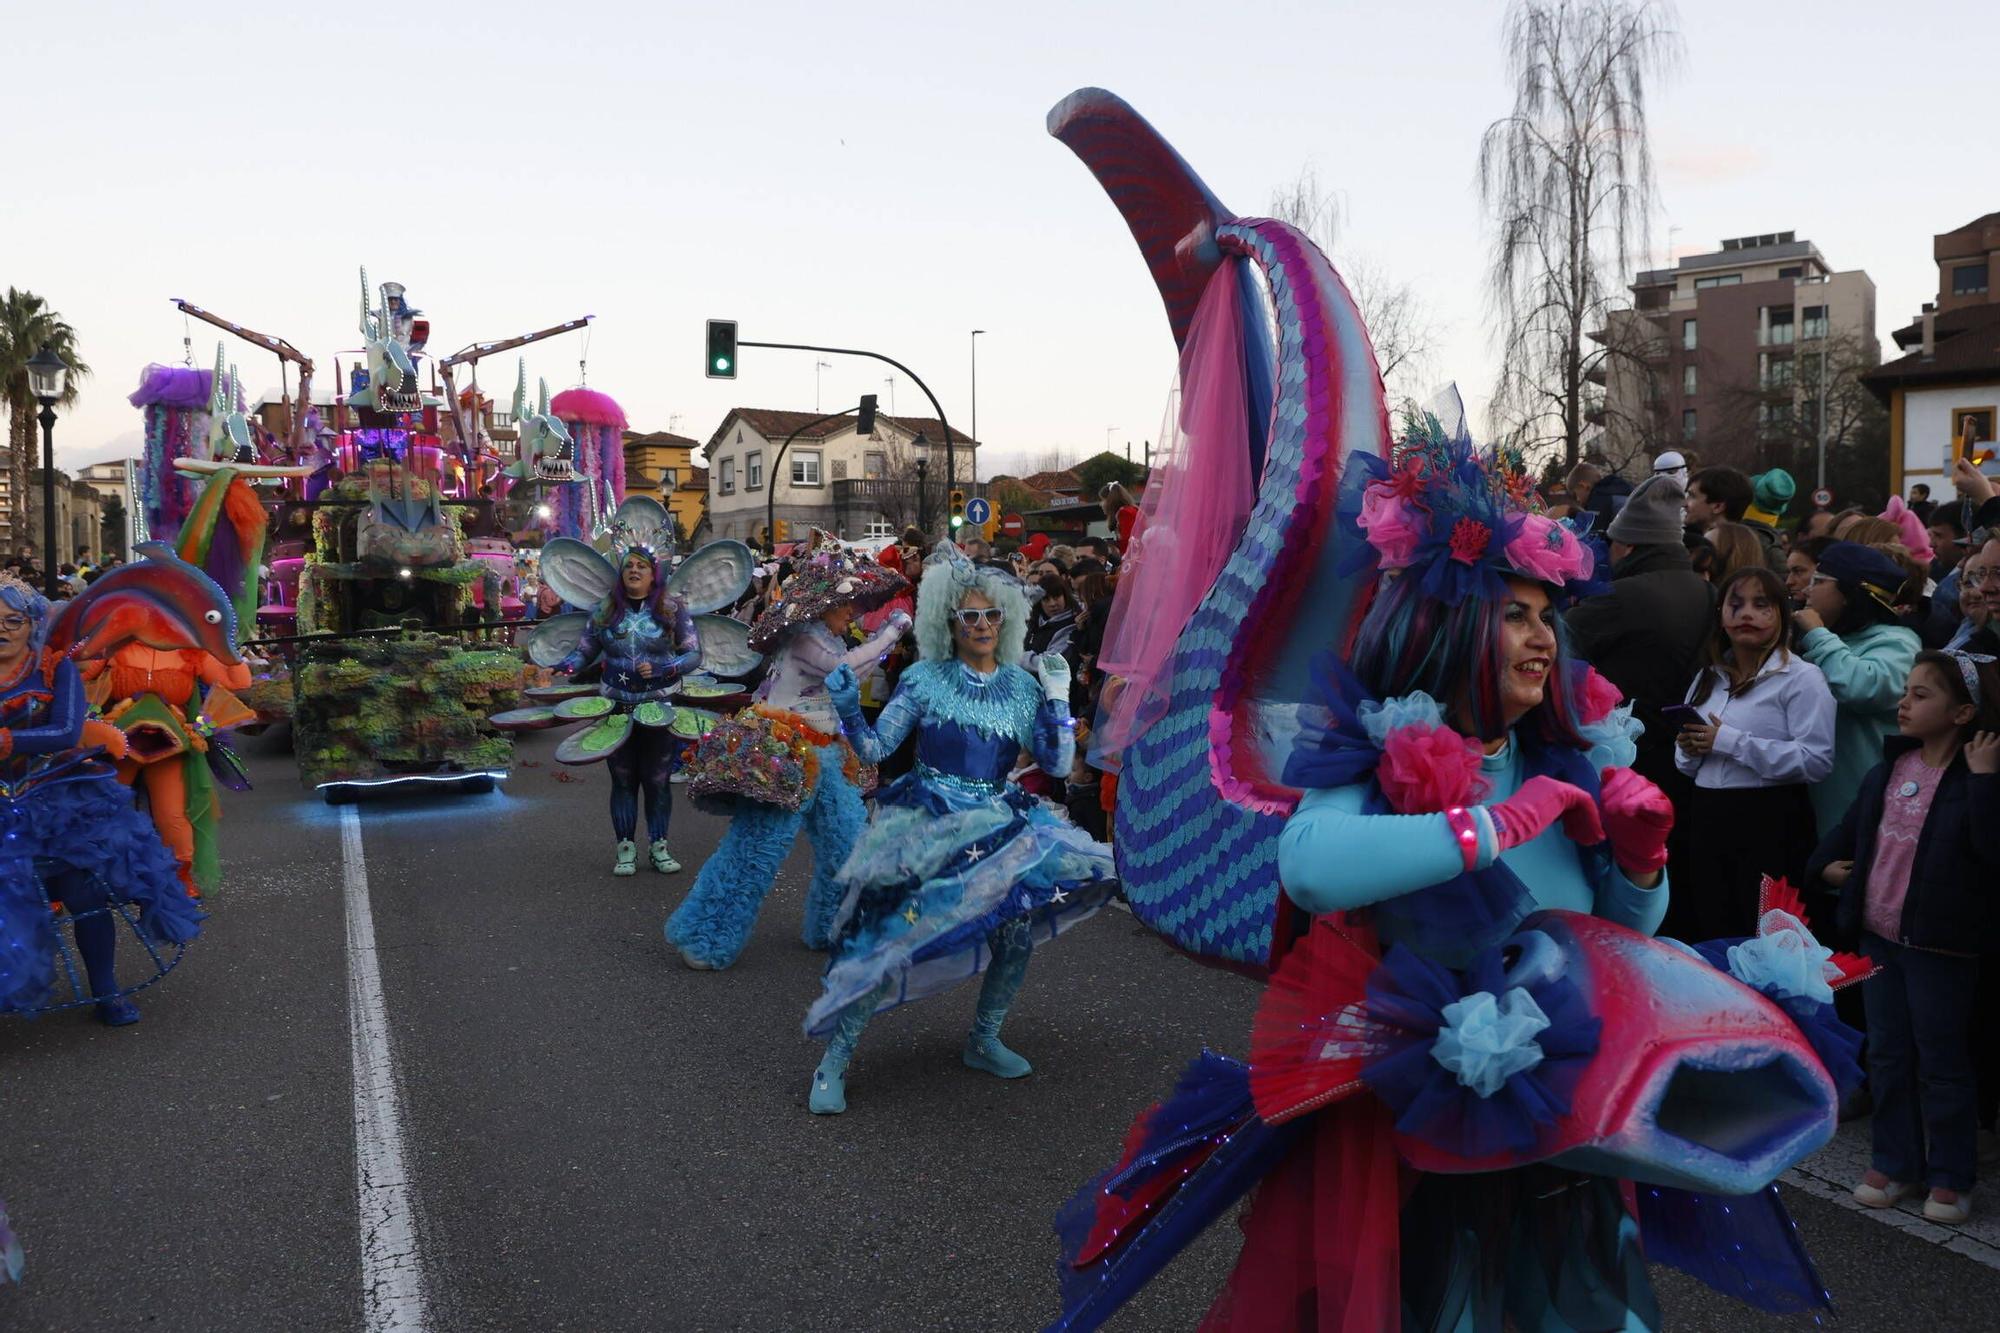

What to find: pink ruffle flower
left=1575, top=665, right=1624, bottom=726
left=1359, top=485, right=1423, bottom=569
left=1378, top=724, right=1490, bottom=814
left=1505, top=515, right=1593, bottom=585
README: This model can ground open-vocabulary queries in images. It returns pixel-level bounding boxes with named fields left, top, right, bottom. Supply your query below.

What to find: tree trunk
left=7, top=397, right=31, bottom=554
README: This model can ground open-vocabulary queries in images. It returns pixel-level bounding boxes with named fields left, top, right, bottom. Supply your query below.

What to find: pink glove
left=1598, top=767, right=1673, bottom=876
left=1486, top=775, right=1606, bottom=855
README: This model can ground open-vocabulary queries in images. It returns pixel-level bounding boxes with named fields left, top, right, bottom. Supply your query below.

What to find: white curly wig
left=913, top=542, right=1031, bottom=664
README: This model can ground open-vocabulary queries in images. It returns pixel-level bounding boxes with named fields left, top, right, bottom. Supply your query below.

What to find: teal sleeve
left=1278, top=785, right=1496, bottom=915
left=1593, top=862, right=1668, bottom=937
left=1797, top=627, right=1917, bottom=711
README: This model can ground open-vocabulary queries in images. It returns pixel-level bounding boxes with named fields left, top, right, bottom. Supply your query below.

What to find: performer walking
left=805, top=544, right=1116, bottom=1114
left=0, top=574, right=205, bottom=1025
left=667, top=542, right=909, bottom=968
left=558, top=534, right=702, bottom=876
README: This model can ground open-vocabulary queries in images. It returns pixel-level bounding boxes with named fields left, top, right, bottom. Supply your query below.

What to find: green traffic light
left=713, top=357, right=731, bottom=373
left=950, top=516, right=964, bottom=528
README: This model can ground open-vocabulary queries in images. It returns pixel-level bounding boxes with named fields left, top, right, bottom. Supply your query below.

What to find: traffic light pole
left=769, top=405, right=861, bottom=554
left=739, top=340, right=960, bottom=527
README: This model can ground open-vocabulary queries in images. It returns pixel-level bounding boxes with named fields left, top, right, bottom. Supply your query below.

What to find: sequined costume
left=804, top=550, right=1118, bottom=1113
left=559, top=582, right=700, bottom=864
left=1, top=631, right=203, bottom=1023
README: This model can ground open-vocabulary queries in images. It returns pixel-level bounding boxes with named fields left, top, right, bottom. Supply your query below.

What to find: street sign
left=963, top=496, right=992, bottom=526
left=1812, top=487, right=1833, bottom=508
left=1000, top=512, right=1025, bottom=538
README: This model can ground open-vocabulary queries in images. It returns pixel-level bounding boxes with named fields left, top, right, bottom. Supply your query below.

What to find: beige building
left=22, top=468, right=106, bottom=566
left=1593, top=232, right=1877, bottom=471
left=703, top=409, right=977, bottom=546
left=1864, top=211, right=2000, bottom=496
left=623, top=430, right=707, bottom=543
left=75, top=459, right=134, bottom=557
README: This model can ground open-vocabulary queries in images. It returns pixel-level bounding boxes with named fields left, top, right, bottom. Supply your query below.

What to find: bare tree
left=1268, top=167, right=1440, bottom=403
left=1478, top=1, right=1682, bottom=471
left=1709, top=332, right=1886, bottom=488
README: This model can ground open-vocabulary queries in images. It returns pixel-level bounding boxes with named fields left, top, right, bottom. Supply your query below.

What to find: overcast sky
left=2, top=0, right=1981, bottom=479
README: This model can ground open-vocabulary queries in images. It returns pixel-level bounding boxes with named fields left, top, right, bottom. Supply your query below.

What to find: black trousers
left=1661, top=782, right=1818, bottom=944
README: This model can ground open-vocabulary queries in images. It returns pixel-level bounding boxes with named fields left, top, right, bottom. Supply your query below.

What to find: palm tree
left=0, top=287, right=91, bottom=556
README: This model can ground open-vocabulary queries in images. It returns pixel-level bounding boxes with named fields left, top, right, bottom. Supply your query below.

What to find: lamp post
left=26, top=345, right=70, bottom=599
left=969, top=329, right=985, bottom=484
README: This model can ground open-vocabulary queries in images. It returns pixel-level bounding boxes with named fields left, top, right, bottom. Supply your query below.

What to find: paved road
left=5, top=724, right=1999, bottom=1330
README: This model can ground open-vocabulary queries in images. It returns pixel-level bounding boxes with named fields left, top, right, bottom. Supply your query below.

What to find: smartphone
left=1659, top=703, right=1707, bottom=730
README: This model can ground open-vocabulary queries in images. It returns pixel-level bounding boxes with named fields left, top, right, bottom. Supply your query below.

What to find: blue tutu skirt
left=0, top=757, right=204, bottom=1014
left=804, top=774, right=1117, bottom=1037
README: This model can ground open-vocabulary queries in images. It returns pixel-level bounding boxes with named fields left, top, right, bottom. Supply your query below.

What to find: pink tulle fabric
left=1877, top=496, right=1935, bottom=564
left=1576, top=665, right=1624, bottom=726
left=1505, top=514, right=1595, bottom=585
left=1093, top=267, right=1257, bottom=760
left=1376, top=725, right=1490, bottom=814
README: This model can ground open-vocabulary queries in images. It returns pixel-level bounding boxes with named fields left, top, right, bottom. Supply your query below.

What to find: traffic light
left=856, top=393, right=877, bottom=435
left=705, top=320, right=737, bottom=379
left=773, top=518, right=790, bottom=543
left=949, top=489, right=966, bottom=530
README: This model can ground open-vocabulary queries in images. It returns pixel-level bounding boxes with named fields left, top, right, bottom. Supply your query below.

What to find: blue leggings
left=608, top=727, right=680, bottom=843
left=664, top=743, right=866, bottom=967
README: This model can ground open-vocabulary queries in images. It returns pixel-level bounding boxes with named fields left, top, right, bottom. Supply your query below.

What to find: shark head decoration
left=354, top=266, right=423, bottom=413
left=205, top=344, right=254, bottom=462
left=508, top=360, right=576, bottom=482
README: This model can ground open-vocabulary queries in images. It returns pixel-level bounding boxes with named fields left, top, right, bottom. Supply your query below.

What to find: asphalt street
left=5, top=723, right=2000, bottom=1331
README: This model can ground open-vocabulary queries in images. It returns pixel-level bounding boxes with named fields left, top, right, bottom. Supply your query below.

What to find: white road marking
left=341, top=805, right=432, bottom=1331
left=1784, top=1119, right=2000, bottom=1272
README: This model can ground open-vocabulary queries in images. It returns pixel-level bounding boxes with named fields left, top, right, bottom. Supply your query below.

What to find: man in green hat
left=1743, top=467, right=1795, bottom=568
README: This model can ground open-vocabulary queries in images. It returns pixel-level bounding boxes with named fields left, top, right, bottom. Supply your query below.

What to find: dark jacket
left=1808, top=736, right=2000, bottom=951
left=1565, top=543, right=1716, bottom=771
left=1581, top=474, right=1634, bottom=534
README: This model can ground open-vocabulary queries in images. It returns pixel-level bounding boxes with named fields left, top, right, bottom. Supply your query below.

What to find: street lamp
left=26, top=345, right=70, bottom=598
left=911, top=432, right=931, bottom=534
left=970, top=330, right=985, bottom=484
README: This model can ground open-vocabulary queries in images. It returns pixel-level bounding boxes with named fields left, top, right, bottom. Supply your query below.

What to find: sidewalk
left=1785, top=1118, right=2000, bottom=1271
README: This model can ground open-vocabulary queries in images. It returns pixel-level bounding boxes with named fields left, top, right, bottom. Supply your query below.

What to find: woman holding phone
left=1674, top=565, right=1837, bottom=940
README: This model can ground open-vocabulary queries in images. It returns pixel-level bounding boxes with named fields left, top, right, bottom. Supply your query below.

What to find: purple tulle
left=1637, top=1181, right=1832, bottom=1314
left=1362, top=944, right=1601, bottom=1160
left=128, top=364, right=213, bottom=409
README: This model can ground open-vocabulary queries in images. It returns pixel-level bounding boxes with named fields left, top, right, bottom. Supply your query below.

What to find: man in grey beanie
left=1566, top=475, right=1715, bottom=842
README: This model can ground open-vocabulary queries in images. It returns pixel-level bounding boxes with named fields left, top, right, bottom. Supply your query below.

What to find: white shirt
left=1675, top=653, right=1837, bottom=789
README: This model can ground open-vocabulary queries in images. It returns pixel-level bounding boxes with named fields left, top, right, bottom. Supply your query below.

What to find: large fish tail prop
left=174, top=467, right=268, bottom=635
left=1049, top=88, right=1389, bottom=972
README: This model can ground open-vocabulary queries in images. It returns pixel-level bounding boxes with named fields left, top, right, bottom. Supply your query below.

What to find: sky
left=1, top=0, right=1985, bottom=480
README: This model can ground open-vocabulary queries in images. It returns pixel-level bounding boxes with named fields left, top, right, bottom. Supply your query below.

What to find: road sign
left=1000, top=512, right=1025, bottom=538
left=963, top=496, right=992, bottom=526
left=1812, top=487, right=1833, bottom=508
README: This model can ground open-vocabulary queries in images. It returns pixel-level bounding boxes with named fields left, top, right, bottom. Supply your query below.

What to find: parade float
left=144, top=271, right=598, bottom=799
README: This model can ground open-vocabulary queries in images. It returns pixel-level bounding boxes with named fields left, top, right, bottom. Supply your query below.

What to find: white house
left=702, top=408, right=976, bottom=545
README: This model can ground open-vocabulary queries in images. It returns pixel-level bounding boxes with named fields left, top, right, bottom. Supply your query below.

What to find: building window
left=1954, top=263, right=1990, bottom=296
left=1682, top=318, right=1697, bottom=350
left=660, top=467, right=679, bottom=490
left=832, top=459, right=848, bottom=480
left=865, top=451, right=886, bottom=479
left=1683, top=364, right=1696, bottom=395
left=1760, top=353, right=1794, bottom=390
left=1764, top=308, right=1795, bottom=346
left=1801, top=305, right=1828, bottom=340
left=1693, top=273, right=1741, bottom=289
left=746, top=450, right=763, bottom=491
left=792, top=450, right=822, bottom=487
left=1954, top=407, right=1997, bottom=444
left=719, top=458, right=736, bottom=495
left=1778, top=266, right=1803, bottom=280
left=1682, top=408, right=1696, bottom=441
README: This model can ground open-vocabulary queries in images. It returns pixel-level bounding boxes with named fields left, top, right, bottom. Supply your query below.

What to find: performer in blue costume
left=0, top=575, right=203, bottom=1026
left=806, top=543, right=1117, bottom=1115
left=558, top=538, right=702, bottom=876
left=667, top=543, right=910, bottom=969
